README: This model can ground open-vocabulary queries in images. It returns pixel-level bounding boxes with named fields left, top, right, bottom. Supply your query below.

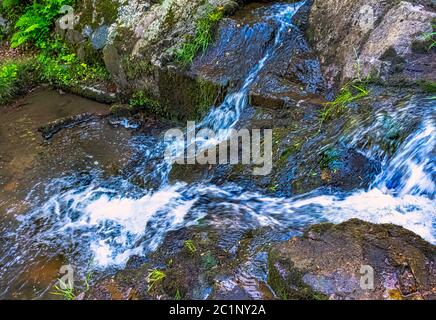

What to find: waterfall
left=1, top=2, right=434, bottom=296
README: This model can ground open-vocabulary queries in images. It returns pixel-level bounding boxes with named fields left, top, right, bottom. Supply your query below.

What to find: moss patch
left=78, top=0, right=119, bottom=28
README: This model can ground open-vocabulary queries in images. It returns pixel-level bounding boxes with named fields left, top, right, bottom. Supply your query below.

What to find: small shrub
left=0, top=58, right=37, bottom=105
left=38, top=39, right=109, bottom=87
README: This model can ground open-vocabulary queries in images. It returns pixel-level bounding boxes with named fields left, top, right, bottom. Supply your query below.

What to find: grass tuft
left=423, top=24, right=436, bottom=51
left=175, top=7, right=224, bottom=65
left=51, top=279, right=76, bottom=300
left=147, top=269, right=166, bottom=292
left=319, top=81, right=370, bottom=129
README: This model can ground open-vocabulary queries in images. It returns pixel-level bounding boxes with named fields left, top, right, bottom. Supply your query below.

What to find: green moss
left=109, top=104, right=135, bottom=117
left=163, top=4, right=176, bottom=29
left=305, top=222, right=334, bottom=235
left=420, top=80, right=436, bottom=94
left=78, top=0, right=119, bottom=27
left=78, top=40, right=106, bottom=66
left=122, top=56, right=154, bottom=82
left=129, top=90, right=169, bottom=118
left=195, top=78, right=219, bottom=117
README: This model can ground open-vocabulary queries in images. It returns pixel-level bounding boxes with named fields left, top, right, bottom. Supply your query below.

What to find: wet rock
left=86, top=278, right=138, bottom=300
left=190, top=11, right=276, bottom=88
left=248, top=8, right=326, bottom=109
left=269, top=219, right=436, bottom=300
left=86, top=227, right=231, bottom=300
left=86, top=225, right=282, bottom=300
left=65, top=29, right=85, bottom=46
left=38, top=113, right=101, bottom=140
left=190, top=3, right=326, bottom=109
left=308, top=0, right=436, bottom=89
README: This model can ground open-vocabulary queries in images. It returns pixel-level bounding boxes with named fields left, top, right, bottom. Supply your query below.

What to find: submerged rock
left=269, top=219, right=436, bottom=300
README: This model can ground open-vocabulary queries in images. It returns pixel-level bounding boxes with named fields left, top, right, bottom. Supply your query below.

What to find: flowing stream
left=0, top=2, right=434, bottom=298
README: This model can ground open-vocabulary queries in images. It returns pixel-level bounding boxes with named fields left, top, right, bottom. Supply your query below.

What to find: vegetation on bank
left=0, top=57, right=37, bottom=104
left=175, top=6, right=224, bottom=65
left=10, top=0, right=73, bottom=48
left=0, top=0, right=110, bottom=106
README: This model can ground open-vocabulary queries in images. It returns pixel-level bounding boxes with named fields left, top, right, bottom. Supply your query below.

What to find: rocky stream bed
left=0, top=0, right=435, bottom=300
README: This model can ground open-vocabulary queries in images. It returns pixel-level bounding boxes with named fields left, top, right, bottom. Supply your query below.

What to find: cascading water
left=0, top=1, right=435, bottom=298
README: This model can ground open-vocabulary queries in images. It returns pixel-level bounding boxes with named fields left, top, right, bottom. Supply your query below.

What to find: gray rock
left=269, top=219, right=436, bottom=300
left=103, top=44, right=128, bottom=89
left=308, top=0, right=436, bottom=89
left=91, top=25, right=110, bottom=49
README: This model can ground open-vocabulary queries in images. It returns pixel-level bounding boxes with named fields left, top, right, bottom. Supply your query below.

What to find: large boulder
left=269, top=219, right=436, bottom=300
left=57, top=0, right=240, bottom=120
left=307, top=0, right=436, bottom=89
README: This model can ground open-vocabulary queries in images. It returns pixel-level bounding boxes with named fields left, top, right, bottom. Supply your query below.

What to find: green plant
left=319, top=81, right=370, bottom=128
left=184, top=240, right=197, bottom=254
left=175, top=289, right=182, bottom=300
left=0, top=58, right=37, bottom=105
left=84, top=259, right=94, bottom=292
left=175, top=7, right=224, bottom=65
left=129, top=91, right=158, bottom=108
left=423, top=24, right=436, bottom=50
left=51, top=279, right=76, bottom=300
left=147, top=269, right=166, bottom=292
left=10, top=0, right=73, bottom=49
left=37, top=38, right=109, bottom=87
